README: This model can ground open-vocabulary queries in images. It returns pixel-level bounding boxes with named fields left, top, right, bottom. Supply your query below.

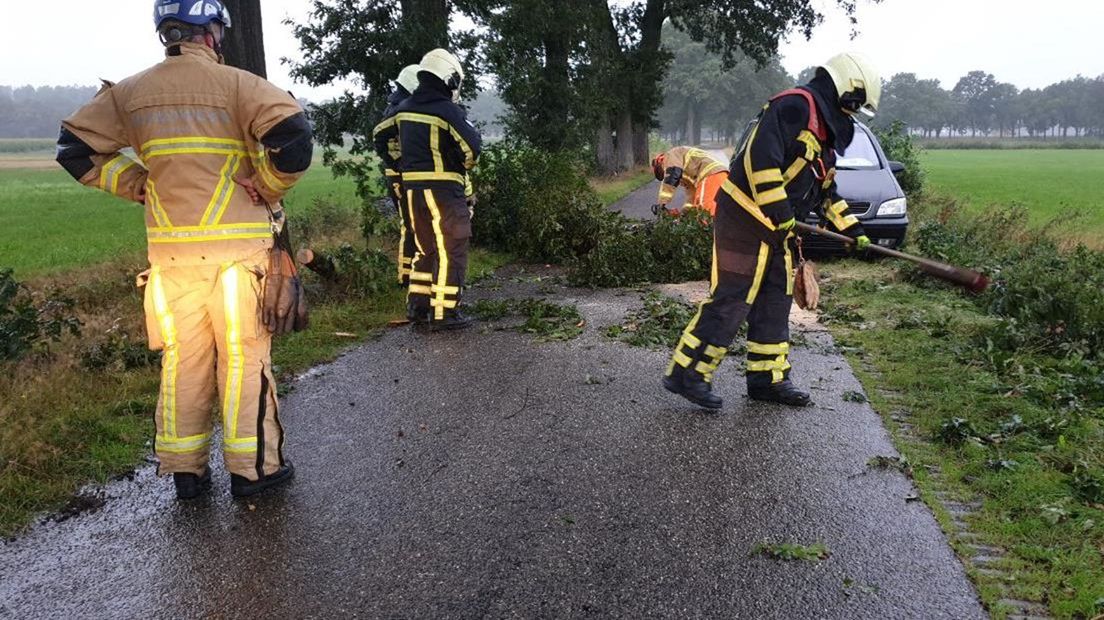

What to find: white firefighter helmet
left=420, top=48, right=464, bottom=94
left=819, top=52, right=881, bottom=118
left=396, top=64, right=421, bottom=94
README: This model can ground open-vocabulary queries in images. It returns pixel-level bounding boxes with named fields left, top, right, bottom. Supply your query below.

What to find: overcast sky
left=2, top=1, right=1102, bottom=100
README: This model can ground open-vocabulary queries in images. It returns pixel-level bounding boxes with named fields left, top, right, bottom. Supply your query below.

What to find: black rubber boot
left=407, top=302, right=430, bottom=325
left=230, top=462, right=295, bottom=498
left=663, top=367, right=723, bottom=410
left=748, top=380, right=812, bottom=406
left=173, top=468, right=211, bottom=500
left=430, top=309, right=474, bottom=332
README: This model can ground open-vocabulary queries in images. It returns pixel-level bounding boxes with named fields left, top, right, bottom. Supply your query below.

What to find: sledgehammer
left=794, top=222, right=990, bottom=294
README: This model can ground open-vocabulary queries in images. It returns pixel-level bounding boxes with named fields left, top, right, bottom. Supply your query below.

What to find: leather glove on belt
left=263, top=224, right=309, bottom=335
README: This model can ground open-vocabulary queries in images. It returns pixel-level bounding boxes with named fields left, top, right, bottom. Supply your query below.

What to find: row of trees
left=0, top=85, right=98, bottom=139
left=288, top=0, right=864, bottom=175
left=874, top=71, right=1104, bottom=138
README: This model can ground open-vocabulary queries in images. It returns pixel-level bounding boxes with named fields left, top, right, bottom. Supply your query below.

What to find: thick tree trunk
left=633, top=121, right=650, bottom=164
left=615, top=110, right=634, bottom=171
left=595, top=114, right=618, bottom=174
left=221, top=0, right=266, bottom=77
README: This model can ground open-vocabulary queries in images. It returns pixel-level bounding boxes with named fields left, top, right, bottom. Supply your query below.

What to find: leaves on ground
left=753, top=541, right=829, bottom=562
left=470, top=297, right=584, bottom=342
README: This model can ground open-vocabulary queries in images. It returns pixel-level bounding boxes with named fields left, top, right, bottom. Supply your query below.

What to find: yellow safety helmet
left=819, top=52, right=881, bottom=118
left=396, top=64, right=421, bottom=94
left=420, top=48, right=464, bottom=95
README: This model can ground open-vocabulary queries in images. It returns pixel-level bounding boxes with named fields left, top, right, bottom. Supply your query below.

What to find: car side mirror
left=889, top=161, right=906, bottom=175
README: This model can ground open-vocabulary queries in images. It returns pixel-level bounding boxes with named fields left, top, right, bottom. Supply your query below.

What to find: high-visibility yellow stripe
left=401, top=171, right=466, bottom=184
left=747, top=359, right=785, bottom=372
left=429, top=126, right=444, bottom=175
left=220, top=265, right=245, bottom=443
left=408, top=284, right=433, bottom=295
left=409, top=271, right=434, bottom=283
left=722, top=180, right=776, bottom=231
left=758, top=186, right=788, bottom=206
left=395, top=112, right=452, bottom=129
left=746, top=242, right=770, bottom=304
left=384, top=169, right=401, bottom=177
left=142, top=136, right=246, bottom=149
left=146, top=179, right=173, bottom=228
left=447, top=125, right=476, bottom=169
left=155, top=433, right=211, bottom=454
left=704, top=344, right=726, bottom=359
left=681, top=332, right=702, bottom=349
left=150, top=267, right=179, bottom=440
left=673, top=350, right=693, bottom=368
left=796, top=130, right=821, bottom=160
left=432, top=284, right=460, bottom=295
left=99, top=155, right=133, bottom=194
left=700, top=159, right=727, bottom=179
left=223, top=436, right=258, bottom=454
left=751, top=169, right=783, bottom=186
left=783, top=159, right=807, bottom=184
left=658, top=185, right=676, bottom=201
left=203, top=154, right=242, bottom=226
left=372, top=117, right=396, bottom=137
left=784, top=236, right=794, bottom=296
left=406, top=190, right=425, bottom=257
left=423, top=190, right=450, bottom=320
left=148, top=232, right=272, bottom=244
left=748, top=341, right=790, bottom=355
left=253, top=151, right=291, bottom=193
left=742, top=124, right=762, bottom=203
left=148, top=223, right=272, bottom=233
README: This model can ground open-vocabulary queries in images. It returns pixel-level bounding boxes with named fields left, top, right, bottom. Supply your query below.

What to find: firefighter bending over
left=56, top=0, right=313, bottom=498
left=381, top=49, right=482, bottom=330
left=373, top=64, right=422, bottom=286
left=650, top=146, right=728, bottom=216
left=663, top=53, right=877, bottom=409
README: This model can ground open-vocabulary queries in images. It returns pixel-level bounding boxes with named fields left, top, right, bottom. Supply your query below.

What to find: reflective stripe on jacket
left=58, top=43, right=311, bottom=266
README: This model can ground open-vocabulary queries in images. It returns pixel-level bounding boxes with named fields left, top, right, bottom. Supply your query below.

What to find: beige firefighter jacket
left=61, top=43, right=307, bottom=266
left=656, top=146, right=727, bottom=205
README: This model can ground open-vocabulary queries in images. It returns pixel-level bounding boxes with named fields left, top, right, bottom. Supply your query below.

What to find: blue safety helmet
left=153, top=0, right=232, bottom=30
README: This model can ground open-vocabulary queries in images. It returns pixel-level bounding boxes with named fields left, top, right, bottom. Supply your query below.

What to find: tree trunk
left=615, top=110, right=634, bottom=172
left=633, top=121, right=650, bottom=164
left=595, top=114, right=618, bottom=175
left=221, top=0, right=266, bottom=77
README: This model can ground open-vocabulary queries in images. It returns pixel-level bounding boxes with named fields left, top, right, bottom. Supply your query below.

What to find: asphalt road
left=0, top=185, right=984, bottom=619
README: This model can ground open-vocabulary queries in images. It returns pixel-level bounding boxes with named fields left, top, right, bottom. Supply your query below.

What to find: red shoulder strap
left=769, top=88, right=827, bottom=142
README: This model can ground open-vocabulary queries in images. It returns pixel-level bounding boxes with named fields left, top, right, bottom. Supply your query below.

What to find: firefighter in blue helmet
left=57, top=0, right=313, bottom=498
left=663, top=53, right=879, bottom=409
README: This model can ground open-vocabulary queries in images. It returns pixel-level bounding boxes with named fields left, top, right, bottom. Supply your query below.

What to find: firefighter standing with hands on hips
left=376, top=49, right=482, bottom=330
left=374, top=64, right=423, bottom=286
left=663, top=53, right=877, bottom=409
left=56, top=0, right=313, bottom=499
left=650, top=146, right=728, bottom=217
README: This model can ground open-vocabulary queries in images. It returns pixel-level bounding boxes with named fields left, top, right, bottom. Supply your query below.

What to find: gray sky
left=3, top=1, right=1102, bottom=100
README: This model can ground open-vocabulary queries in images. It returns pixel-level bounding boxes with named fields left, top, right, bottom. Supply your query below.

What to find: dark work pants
left=406, top=186, right=471, bottom=321
left=667, top=201, right=796, bottom=388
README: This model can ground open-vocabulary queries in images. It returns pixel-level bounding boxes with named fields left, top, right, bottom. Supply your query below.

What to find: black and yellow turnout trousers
left=667, top=79, right=866, bottom=389
left=405, top=185, right=471, bottom=319
left=667, top=201, right=799, bottom=389
left=389, top=175, right=418, bottom=285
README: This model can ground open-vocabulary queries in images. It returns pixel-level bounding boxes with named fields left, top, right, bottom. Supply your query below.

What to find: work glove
left=263, top=218, right=309, bottom=335
left=854, top=234, right=872, bottom=252
left=777, top=217, right=797, bottom=231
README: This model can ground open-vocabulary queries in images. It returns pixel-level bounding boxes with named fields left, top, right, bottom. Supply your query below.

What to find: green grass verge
left=819, top=259, right=1104, bottom=619
left=590, top=167, right=656, bottom=206
left=921, top=150, right=1104, bottom=242
left=0, top=138, right=56, bottom=154
left=0, top=162, right=359, bottom=278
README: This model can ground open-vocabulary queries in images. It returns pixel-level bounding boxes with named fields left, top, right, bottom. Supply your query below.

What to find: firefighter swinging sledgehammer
left=663, top=53, right=878, bottom=409
left=650, top=146, right=729, bottom=217
left=56, top=0, right=313, bottom=499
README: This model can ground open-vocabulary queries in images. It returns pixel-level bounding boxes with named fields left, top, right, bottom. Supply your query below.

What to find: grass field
left=0, top=159, right=360, bottom=278
left=922, top=150, right=1104, bottom=243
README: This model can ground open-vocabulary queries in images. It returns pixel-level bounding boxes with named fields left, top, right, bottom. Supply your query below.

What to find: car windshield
left=837, top=130, right=881, bottom=170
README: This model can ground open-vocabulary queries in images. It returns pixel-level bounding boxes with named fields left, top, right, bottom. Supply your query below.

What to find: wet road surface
left=0, top=180, right=983, bottom=618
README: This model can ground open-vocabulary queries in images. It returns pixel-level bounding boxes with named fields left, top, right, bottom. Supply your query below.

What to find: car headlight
left=878, top=197, right=907, bottom=216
